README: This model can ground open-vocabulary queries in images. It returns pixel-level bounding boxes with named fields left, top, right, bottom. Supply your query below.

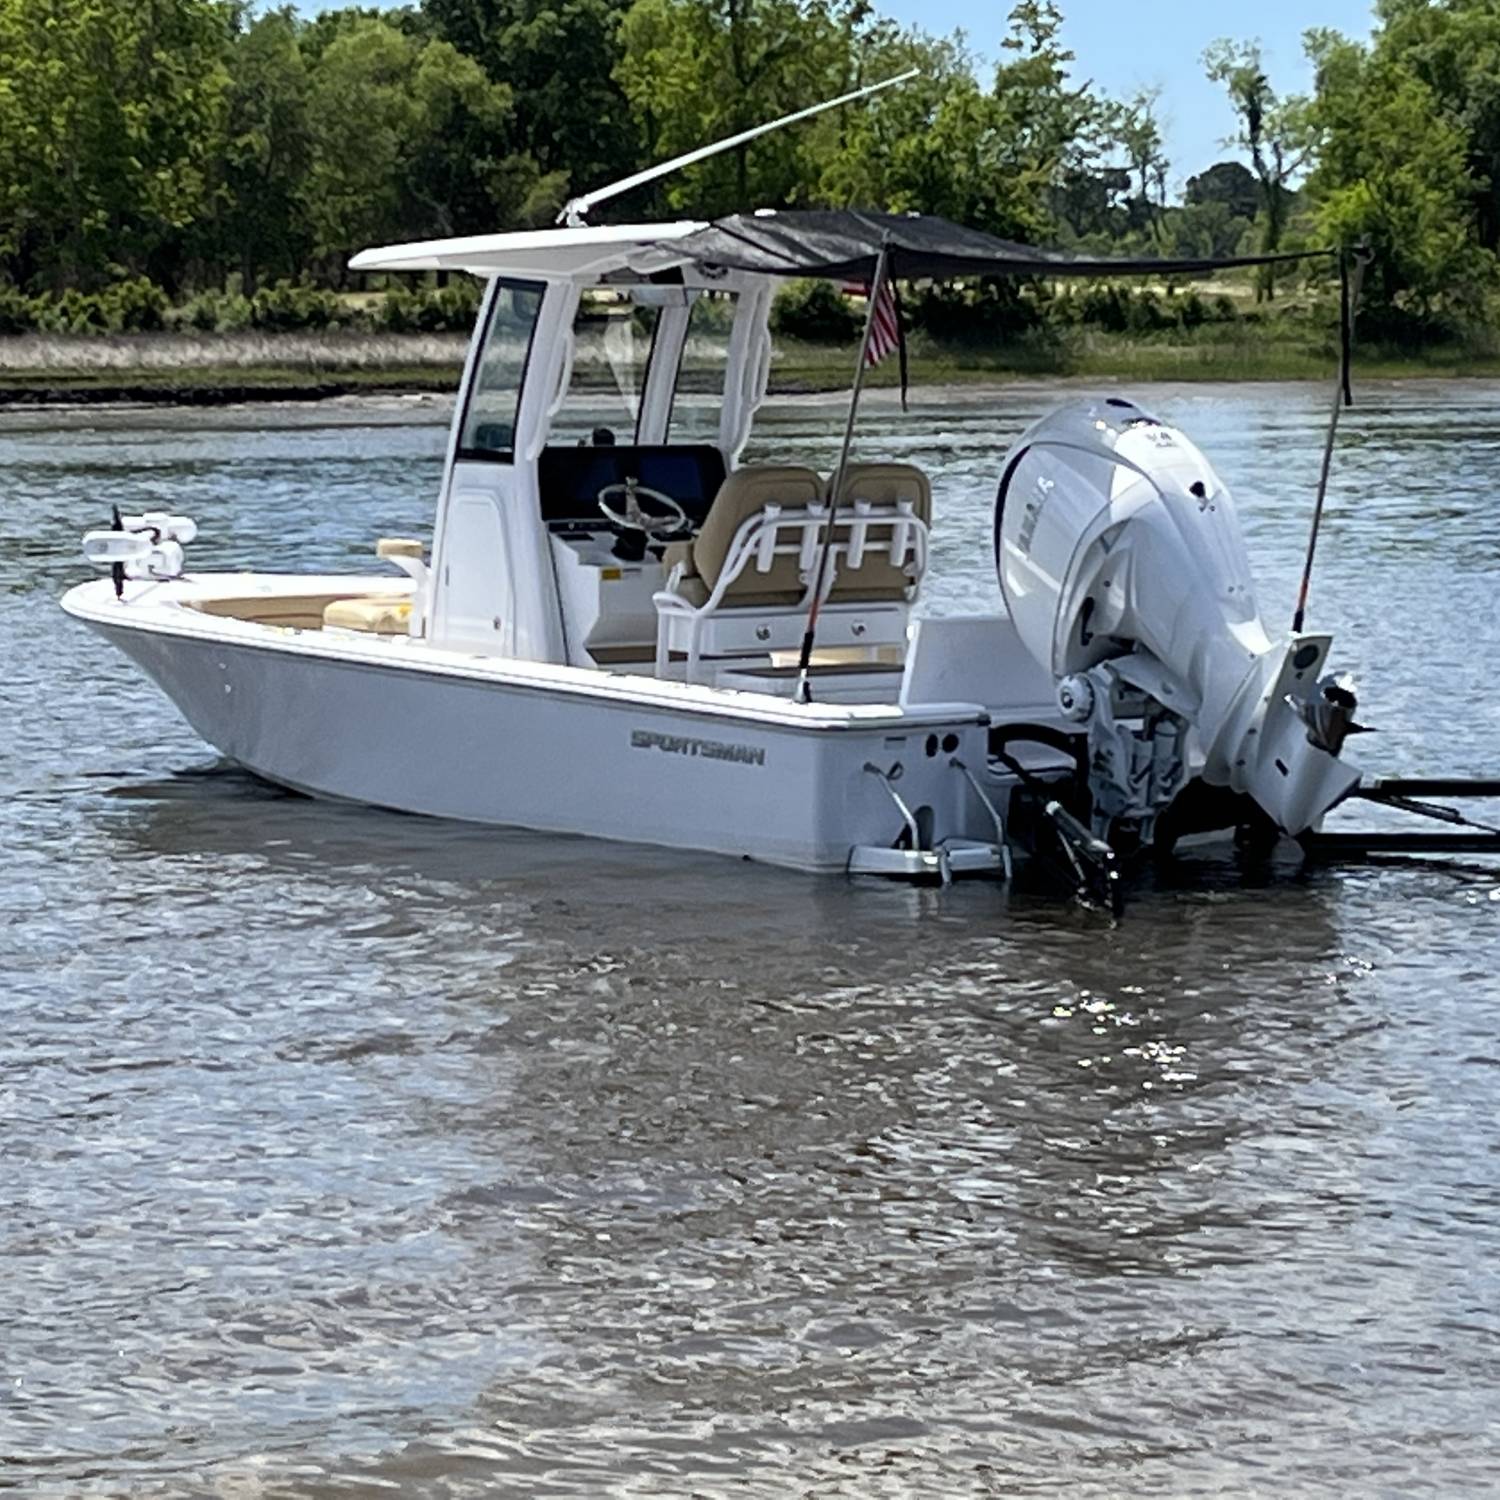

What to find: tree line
left=0, top=0, right=1495, bottom=338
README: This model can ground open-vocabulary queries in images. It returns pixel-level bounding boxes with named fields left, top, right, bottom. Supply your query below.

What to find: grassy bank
left=0, top=331, right=467, bottom=404
left=4, top=324, right=1500, bottom=405
left=776, top=323, right=1500, bottom=390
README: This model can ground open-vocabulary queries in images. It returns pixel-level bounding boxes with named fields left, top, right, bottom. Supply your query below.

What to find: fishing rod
left=1302, top=775, right=1500, bottom=859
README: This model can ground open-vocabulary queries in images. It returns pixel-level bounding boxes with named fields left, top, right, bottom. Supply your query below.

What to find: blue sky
left=927, top=0, right=1377, bottom=186
left=305, top=0, right=1377, bottom=188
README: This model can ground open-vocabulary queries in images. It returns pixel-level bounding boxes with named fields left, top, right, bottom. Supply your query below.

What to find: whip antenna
left=558, top=68, right=918, bottom=226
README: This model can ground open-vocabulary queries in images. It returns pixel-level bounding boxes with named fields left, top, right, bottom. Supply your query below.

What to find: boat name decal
left=631, top=728, right=766, bottom=767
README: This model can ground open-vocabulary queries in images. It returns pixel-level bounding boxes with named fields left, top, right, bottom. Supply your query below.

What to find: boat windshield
left=667, top=291, right=735, bottom=445
left=549, top=286, right=742, bottom=452
left=457, top=280, right=545, bottom=462
left=551, top=291, right=659, bottom=446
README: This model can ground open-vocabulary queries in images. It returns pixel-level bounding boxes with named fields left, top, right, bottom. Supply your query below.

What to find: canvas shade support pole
left=794, top=239, right=893, bottom=705
left=1292, top=243, right=1369, bottom=635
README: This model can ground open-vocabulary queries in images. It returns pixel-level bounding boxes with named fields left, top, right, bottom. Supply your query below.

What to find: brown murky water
left=3, top=383, right=1499, bottom=1496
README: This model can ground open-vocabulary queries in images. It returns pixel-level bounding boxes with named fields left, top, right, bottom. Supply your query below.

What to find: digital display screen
left=539, top=446, right=726, bottom=525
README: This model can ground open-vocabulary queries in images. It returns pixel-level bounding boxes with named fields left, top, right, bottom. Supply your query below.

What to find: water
left=3, top=383, right=1500, bottom=1497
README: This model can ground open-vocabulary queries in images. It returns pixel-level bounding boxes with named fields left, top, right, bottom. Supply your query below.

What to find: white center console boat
left=63, top=210, right=1399, bottom=900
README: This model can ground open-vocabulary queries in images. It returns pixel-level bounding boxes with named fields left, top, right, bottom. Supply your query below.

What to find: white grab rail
left=653, top=498, right=928, bottom=680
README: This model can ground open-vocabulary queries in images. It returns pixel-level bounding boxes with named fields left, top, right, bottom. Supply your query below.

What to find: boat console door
left=427, top=276, right=565, bottom=659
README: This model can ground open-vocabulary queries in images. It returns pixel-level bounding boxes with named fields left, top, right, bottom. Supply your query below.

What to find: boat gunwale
left=60, top=576, right=992, bottom=735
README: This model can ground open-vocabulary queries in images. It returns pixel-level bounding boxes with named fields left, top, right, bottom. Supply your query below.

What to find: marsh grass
left=0, top=330, right=468, bottom=375
left=4, top=324, right=1500, bottom=403
left=771, top=324, right=1500, bottom=390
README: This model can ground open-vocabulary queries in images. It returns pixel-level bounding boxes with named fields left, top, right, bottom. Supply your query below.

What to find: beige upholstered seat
left=190, top=591, right=400, bottom=631
left=661, top=462, right=932, bottom=608
left=662, top=465, right=823, bottom=607
left=322, top=595, right=413, bottom=634
left=831, top=461, right=932, bottom=517
left=823, top=462, right=932, bottom=603
left=653, top=459, right=933, bottom=681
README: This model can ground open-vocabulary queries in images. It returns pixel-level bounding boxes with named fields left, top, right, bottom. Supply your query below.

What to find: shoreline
left=4, top=328, right=1499, bottom=407
left=0, top=374, right=458, bottom=407
left=6, top=366, right=1499, bottom=409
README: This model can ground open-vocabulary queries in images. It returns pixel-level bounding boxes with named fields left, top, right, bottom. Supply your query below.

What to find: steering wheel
left=597, top=478, right=688, bottom=537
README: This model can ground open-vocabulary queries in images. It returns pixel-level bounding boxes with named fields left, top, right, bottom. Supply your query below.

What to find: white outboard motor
left=995, top=397, right=1361, bottom=845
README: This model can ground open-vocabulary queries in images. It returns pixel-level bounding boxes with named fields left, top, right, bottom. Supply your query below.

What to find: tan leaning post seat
left=661, top=464, right=823, bottom=605
left=320, top=537, right=426, bottom=634
left=825, top=462, right=932, bottom=601
left=653, top=461, right=932, bottom=682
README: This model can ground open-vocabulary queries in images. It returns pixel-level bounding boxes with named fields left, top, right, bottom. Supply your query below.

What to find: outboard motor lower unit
left=995, top=397, right=1362, bottom=846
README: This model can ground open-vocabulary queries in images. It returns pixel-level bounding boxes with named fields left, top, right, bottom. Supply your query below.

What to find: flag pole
left=1292, top=242, right=1368, bottom=635
left=794, top=238, right=893, bottom=705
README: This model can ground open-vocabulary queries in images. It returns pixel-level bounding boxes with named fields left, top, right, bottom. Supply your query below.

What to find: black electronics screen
left=538, top=445, right=727, bottom=526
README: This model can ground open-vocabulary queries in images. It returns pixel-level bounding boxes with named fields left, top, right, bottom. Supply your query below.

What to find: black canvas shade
left=670, top=209, right=1332, bottom=281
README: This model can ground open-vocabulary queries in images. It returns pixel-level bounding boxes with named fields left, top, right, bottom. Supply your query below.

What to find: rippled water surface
left=4, top=383, right=1500, bottom=1496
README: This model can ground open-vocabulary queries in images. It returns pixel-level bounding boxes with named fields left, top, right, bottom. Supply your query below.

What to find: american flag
left=844, top=277, right=902, bottom=367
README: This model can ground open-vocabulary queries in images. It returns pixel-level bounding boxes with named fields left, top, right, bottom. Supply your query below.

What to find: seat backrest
left=832, top=461, right=932, bottom=522
left=824, top=462, right=932, bottom=602
left=691, top=464, right=823, bottom=604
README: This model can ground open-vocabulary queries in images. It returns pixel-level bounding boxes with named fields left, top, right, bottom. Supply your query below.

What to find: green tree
left=425, top=0, right=639, bottom=194
left=991, top=0, right=1106, bottom=238
left=1109, top=87, right=1170, bottom=243
left=1168, top=199, right=1252, bottom=259
left=817, top=3, right=1107, bottom=244
left=298, top=4, right=428, bottom=60
left=301, top=17, right=515, bottom=268
left=1185, top=159, right=1260, bottom=220
left=1203, top=38, right=1315, bottom=297
left=1365, top=0, right=1500, bottom=252
left=0, top=0, right=233, bottom=292
left=812, top=31, right=980, bottom=210
left=1307, top=28, right=1492, bottom=323
left=214, top=7, right=313, bottom=295
left=615, top=0, right=848, bottom=215
left=1049, top=163, right=1132, bottom=242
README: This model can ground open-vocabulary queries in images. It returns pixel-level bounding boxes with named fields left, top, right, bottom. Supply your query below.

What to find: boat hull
left=64, top=579, right=1000, bottom=872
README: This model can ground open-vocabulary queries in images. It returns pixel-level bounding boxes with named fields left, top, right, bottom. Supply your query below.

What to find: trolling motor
left=81, top=510, right=196, bottom=596
left=994, top=397, right=1364, bottom=854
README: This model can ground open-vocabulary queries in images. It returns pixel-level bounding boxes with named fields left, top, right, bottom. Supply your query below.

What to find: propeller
left=110, top=505, right=125, bottom=599
left=1298, top=672, right=1369, bottom=756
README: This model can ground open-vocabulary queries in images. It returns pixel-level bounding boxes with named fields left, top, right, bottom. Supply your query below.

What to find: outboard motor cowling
left=995, top=397, right=1360, bottom=843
